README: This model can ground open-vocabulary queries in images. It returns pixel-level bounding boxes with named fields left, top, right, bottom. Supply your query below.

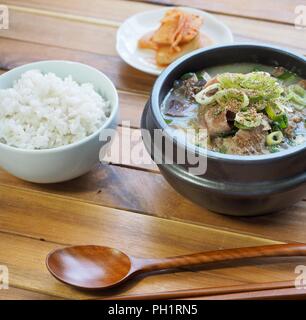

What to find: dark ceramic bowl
left=141, top=44, right=306, bottom=216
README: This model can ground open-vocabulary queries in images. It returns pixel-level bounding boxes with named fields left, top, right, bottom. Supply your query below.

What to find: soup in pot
left=161, top=63, right=306, bottom=155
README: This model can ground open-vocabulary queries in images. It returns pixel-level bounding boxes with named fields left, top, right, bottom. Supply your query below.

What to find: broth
left=161, top=63, right=306, bottom=155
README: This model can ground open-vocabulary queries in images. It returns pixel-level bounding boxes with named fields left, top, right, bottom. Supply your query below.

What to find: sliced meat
left=291, top=115, right=303, bottom=123
left=261, top=114, right=271, bottom=131
left=201, top=106, right=231, bottom=136
left=272, top=66, right=286, bottom=78
left=298, top=79, right=306, bottom=90
left=175, top=74, right=201, bottom=99
left=166, top=99, right=189, bottom=117
left=222, top=126, right=267, bottom=155
left=226, top=110, right=236, bottom=122
left=284, top=122, right=297, bottom=139
left=284, top=112, right=304, bottom=139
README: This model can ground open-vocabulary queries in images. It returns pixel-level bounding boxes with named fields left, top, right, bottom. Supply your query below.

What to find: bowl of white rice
left=0, top=60, right=118, bottom=183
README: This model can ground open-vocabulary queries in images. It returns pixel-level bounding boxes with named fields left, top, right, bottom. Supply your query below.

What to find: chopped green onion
left=194, top=83, right=220, bottom=105
left=271, top=121, right=281, bottom=132
left=265, top=104, right=288, bottom=129
left=287, top=84, right=306, bottom=110
left=181, top=72, right=195, bottom=80
left=215, top=89, right=249, bottom=111
left=164, top=119, right=173, bottom=125
left=195, top=71, right=211, bottom=83
left=217, top=73, right=244, bottom=89
left=202, top=83, right=220, bottom=95
left=195, top=93, right=215, bottom=105
left=276, top=70, right=296, bottom=81
left=278, top=114, right=288, bottom=129
left=218, top=72, right=283, bottom=101
left=234, top=109, right=262, bottom=129
left=219, top=146, right=227, bottom=154
left=269, top=145, right=280, bottom=153
left=290, top=84, right=305, bottom=96
left=234, top=122, right=250, bottom=130
left=252, top=66, right=264, bottom=72
left=266, top=131, right=283, bottom=145
left=265, top=104, right=282, bottom=120
left=287, top=94, right=305, bottom=110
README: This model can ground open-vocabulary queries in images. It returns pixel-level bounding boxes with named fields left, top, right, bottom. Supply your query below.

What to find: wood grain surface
left=0, top=0, right=305, bottom=300
left=2, top=0, right=306, bottom=55
left=135, top=0, right=302, bottom=25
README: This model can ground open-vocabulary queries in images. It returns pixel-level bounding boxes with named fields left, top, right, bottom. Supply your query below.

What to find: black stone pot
left=141, top=44, right=306, bottom=216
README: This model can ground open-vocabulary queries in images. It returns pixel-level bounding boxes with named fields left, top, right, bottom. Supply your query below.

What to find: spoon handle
left=139, top=243, right=306, bottom=272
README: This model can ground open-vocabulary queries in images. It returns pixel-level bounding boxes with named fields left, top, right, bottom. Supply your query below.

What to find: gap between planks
left=6, top=4, right=121, bottom=28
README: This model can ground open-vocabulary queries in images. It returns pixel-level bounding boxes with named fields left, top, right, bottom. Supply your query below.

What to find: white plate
left=116, top=7, right=234, bottom=76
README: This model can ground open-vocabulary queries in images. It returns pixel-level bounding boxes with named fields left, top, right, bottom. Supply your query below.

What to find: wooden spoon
left=46, top=243, right=306, bottom=290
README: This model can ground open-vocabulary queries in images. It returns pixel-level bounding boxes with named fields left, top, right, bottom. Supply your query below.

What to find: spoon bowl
left=47, top=246, right=132, bottom=289
left=46, top=243, right=306, bottom=290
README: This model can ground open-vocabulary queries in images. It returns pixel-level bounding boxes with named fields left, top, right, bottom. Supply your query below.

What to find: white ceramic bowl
left=0, top=61, right=119, bottom=183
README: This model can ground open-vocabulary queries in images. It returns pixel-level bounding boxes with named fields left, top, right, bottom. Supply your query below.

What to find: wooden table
left=0, top=0, right=305, bottom=300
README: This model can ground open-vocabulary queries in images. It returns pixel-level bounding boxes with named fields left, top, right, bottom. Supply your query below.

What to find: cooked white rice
left=0, top=70, right=111, bottom=150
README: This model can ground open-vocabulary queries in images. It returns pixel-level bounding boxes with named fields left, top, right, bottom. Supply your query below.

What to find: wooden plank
left=2, top=10, right=118, bottom=56
left=218, top=15, right=305, bottom=55
left=0, top=286, right=61, bottom=300
left=1, top=1, right=306, bottom=55
left=0, top=165, right=305, bottom=244
left=200, top=287, right=306, bottom=300
left=0, top=38, right=156, bottom=94
left=136, top=0, right=301, bottom=25
left=1, top=187, right=302, bottom=300
left=119, top=91, right=148, bottom=128
left=112, top=127, right=158, bottom=171
left=0, top=233, right=96, bottom=299
left=4, top=184, right=277, bottom=253
left=0, top=231, right=280, bottom=300
left=5, top=0, right=158, bottom=23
